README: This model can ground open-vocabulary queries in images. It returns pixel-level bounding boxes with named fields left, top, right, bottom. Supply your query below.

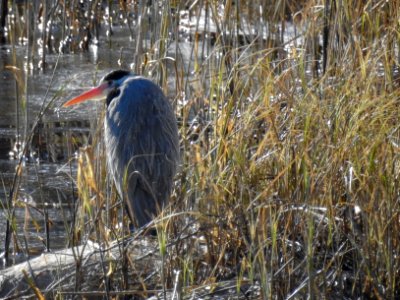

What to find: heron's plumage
left=104, top=75, right=179, bottom=227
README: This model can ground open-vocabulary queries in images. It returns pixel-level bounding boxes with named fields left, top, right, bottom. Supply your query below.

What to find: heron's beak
left=63, top=82, right=109, bottom=107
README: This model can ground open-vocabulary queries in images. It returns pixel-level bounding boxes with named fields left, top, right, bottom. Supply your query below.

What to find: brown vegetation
left=1, top=0, right=400, bottom=299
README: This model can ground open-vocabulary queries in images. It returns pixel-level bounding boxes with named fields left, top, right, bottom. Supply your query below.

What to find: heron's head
left=63, top=70, right=133, bottom=107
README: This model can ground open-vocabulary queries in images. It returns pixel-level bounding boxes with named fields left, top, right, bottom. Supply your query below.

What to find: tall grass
left=170, top=1, right=399, bottom=298
left=2, top=0, right=400, bottom=298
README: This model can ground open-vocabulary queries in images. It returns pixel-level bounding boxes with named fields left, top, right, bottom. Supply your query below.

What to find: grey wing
left=105, top=79, right=179, bottom=227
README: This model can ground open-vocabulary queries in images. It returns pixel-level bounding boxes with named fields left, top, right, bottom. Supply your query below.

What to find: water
left=0, top=24, right=139, bottom=262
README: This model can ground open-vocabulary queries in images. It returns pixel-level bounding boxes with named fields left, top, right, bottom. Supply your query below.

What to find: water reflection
left=0, top=25, right=137, bottom=260
left=0, top=157, right=76, bottom=256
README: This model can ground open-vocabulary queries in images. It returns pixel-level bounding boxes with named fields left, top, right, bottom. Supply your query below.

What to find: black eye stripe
left=106, top=88, right=121, bottom=106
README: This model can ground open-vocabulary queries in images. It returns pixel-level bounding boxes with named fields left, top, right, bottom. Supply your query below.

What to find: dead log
left=0, top=237, right=161, bottom=299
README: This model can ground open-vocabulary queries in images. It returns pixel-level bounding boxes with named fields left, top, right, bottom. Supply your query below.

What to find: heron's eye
left=106, top=88, right=121, bottom=106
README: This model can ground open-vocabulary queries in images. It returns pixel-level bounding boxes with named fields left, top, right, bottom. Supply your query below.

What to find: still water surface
left=0, top=28, right=139, bottom=263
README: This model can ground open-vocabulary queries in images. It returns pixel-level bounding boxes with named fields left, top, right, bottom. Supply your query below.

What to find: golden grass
left=2, top=0, right=400, bottom=298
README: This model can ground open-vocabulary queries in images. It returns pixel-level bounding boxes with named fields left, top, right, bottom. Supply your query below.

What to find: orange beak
left=63, top=83, right=109, bottom=107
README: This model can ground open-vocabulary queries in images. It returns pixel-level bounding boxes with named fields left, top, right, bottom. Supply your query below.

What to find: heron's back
left=104, top=77, right=179, bottom=227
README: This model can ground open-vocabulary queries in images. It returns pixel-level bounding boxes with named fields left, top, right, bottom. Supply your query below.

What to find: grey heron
left=63, top=70, right=180, bottom=229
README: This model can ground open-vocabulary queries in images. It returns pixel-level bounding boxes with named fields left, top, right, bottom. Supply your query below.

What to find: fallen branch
left=0, top=237, right=160, bottom=299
